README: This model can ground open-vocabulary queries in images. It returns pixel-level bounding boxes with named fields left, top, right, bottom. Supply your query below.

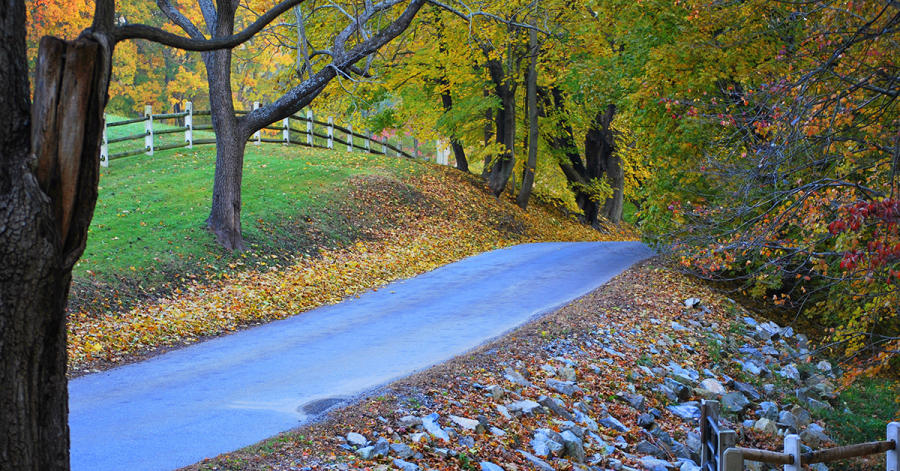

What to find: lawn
left=77, top=134, right=424, bottom=284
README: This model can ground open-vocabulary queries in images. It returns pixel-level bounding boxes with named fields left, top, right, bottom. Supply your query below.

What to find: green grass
left=76, top=139, right=425, bottom=286
left=813, top=377, right=899, bottom=444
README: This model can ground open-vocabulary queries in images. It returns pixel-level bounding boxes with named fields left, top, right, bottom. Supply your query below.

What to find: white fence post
left=253, top=101, right=261, bottom=145
left=347, top=124, right=353, bottom=152
left=184, top=101, right=193, bottom=148
left=100, top=114, right=109, bottom=167
left=283, top=117, right=290, bottom=144
left=327, top=117, right=334, bottom=149
left=382, top=138, right=387, bottom=155
left=783, top=434, right=801, bottom=471
left=144, top=105, right=153, bottom=155
left=306, top=109, right=313, bottom=145
left=888, top=422, right=899, bottom=471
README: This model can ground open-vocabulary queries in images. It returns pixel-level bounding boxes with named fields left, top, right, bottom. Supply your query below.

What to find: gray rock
left=390, top=443, right=414, bottom=459
left=397, top=416, right=422, bottom=429
left=356, top=446, right=375, bottom=459
left=504, top=367, right=533, bottom=388
left=573, top=410, right=599, bottom=432
left=635, top=440, right=665, bottom=458
left=346, top=432, right=368, bottom=447
left=372, top=437, right=389, bottom=457
left=640, top=455, right=673, bottom=471
left=664, top=378, right=692, bottom=401
left=816, top=360, right=832, bottom=373
left=758, top=402, right=779, bottom=420
left=781, top=326, right=795, bottom=338
left=684, top=297, right=702, bottom=308
left=637, top=413, right=656, bottom=429
left=495, top=404, right=512, bottom=419
left=538, top=395, right=574, bottom=421
left=778, top=364, right=801, bottom=383
left=722, top=392, right=750, bottom=414
left=561, top=430, right=586, bottom=462
left=541, top=364, right=558, bottom=376
left=558, top=365, right=577, bottom=382
left=546, top=379, right=581, bottom=396
left=778, top=410, right=798, bottom=430
left=743, top=316, right=759, bottom=327
left=732, top=381, right=762, bottom=401
left=791, top=405, right=812, bottom=428
left=599, top=415, right=629, bottom=432
left=507, top=400, right=542, bottom=416
left=762, top=383, right=776, bottom=396
left=620, top=392, right=646, bottom=411
left=668, top=362, right=700, bottom=382
left=671, top=321, right=688, bottom=331
left=754, top=418, right=777, bottom=434
left=479, top=462, right=503, bottom=471
left=486, top=385, right=507, bottom=400
left=667, top=403, right=701, bottom=421
left=807, top=398, right=832, bottom=411
left=490, top=426, right=506, bottom=437
left=532, top=429, right=564, bottom=457
left=393, top=459, right=420, bottom=471
left=422, top=414, right=450, bottom=442
left=459, top=435, right=475, bottom=448
left=517, top=450, right=555, bottom=471
left=801, top=423, right=831, bottom=447
left=738, top=359, right=765, bottom=377
left=699, top=378, right=726, bottom=395
left=409, top=432, right=428, bottom=444
left=680, top=461, right=702, bottom=471
left=449, top=415, right=480, bottom=431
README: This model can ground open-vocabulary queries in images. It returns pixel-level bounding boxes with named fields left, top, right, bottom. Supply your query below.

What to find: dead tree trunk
left=516, top=29, right=539, bottom=209
left=1, top=19, right=111, bottom=468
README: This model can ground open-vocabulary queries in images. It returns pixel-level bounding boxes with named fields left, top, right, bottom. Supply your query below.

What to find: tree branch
left=113, top=0, right=307, bottom=51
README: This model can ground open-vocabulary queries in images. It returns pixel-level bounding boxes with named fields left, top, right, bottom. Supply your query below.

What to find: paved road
left=69, top=241, right=653, bottom=470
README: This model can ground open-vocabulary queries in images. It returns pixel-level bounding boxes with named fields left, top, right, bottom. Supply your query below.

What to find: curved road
left=69, top=241, right=652, bottom=470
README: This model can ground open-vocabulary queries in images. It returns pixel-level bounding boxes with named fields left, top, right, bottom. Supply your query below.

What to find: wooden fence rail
left=100, top=102, right=453, bottom=167
left=700, top=399, right=899, bottom=471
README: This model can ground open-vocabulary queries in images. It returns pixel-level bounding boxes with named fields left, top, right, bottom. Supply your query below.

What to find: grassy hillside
left=69, top=141, right=631, bottom=375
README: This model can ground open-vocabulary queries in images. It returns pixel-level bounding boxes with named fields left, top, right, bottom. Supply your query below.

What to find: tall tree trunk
left=516, top=30, right=538, bottom=209
left=482, top=87, right=493, bottom=179
left=484, top=56, right=517, bottom=197
left=595, top=104, right=623, bottom=223
left=1, top=1, right=112, bottom=465
left=438, top=85, right=469, bottom=172
left=201, top=2, right=248, bottom=251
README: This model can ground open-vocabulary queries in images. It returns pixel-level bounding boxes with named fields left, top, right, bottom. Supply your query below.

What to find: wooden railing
left=700, top=399, right=899, bottom=471
left=99, top=102, right=454, bottom=167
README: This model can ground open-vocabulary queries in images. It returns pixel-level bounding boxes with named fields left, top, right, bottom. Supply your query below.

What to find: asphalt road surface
left=69, top=241, right=653, bottom=470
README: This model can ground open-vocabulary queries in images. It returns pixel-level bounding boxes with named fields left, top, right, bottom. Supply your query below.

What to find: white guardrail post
left=100, top=114, right=108, bottom=167
left=253, top=101, right=261, bottom=145
left=144, top=105, right=153, bottom=155
left=888, top=422, right=899, bottom=471
left=184, top=101, right=193, bottom=148
left=347, top=124, right=353, bottom=152
left=382, top=137, right=387, bottom=155
left=283, top=117, right=290, bottom=144
left=327, top=117, right=334, bottom=149
left=784, top=434, right=801, bottom=471
left=306, top=109, right=313, bottom=145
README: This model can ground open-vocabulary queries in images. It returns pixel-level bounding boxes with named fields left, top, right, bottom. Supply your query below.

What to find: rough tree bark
left=516, top=29, right=539, bottom=209
left=1, top=3, right=111, bottom=465
left=199, top=0, right=247, bottom=251
left=438, top=86, right=470, bottom=172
